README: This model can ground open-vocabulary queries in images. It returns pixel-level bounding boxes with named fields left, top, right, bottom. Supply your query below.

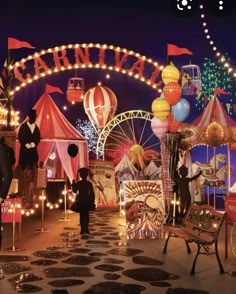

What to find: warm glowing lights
left=199, top=2, right=236, bottom=79
left=10, top=43, right=163, bottom=95
left=0, top=104, right=19, bottom=126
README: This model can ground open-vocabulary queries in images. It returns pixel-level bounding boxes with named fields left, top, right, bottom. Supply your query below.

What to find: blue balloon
left=171, top=98, right=190, bottom=122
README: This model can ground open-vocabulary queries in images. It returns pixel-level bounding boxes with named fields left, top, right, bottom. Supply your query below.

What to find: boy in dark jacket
left=71, top=168, right=95, bottom=234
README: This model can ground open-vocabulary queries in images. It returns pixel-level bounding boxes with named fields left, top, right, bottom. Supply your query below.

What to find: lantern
left=161, top=64, right=180, bottom=85
left=151, top=116, right=169, bottom=138
left=67, top=78, right=85, bottom=103
left=83, top=85, right=117, bottom=130
left=163, top=82, right=182, bottom=105
left=151, top=98, right=170, bottom=121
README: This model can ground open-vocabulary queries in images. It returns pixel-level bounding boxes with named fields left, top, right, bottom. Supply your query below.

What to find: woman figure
left=71, top=168, right=95, bottom=234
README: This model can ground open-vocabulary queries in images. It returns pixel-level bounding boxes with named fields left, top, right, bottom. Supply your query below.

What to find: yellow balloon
left=161, top=64, right=180, bottom=85
left=151, top=98, right=170, bottom=121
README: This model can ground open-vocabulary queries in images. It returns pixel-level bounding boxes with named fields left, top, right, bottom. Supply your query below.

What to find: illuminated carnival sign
left=9, top=43, right=164, bottom=95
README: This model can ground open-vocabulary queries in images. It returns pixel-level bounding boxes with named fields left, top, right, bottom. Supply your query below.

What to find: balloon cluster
left=151, top=63, right=190, bottom=138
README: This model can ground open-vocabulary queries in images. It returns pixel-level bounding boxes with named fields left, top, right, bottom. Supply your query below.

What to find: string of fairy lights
left=0, top=102, right=19, bottom=126
left=6, top=187, right=75, bottom=217
left=199, top=2, right=236, bottom=79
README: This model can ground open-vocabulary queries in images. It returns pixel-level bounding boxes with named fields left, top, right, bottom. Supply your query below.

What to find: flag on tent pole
left=213, top=88, right=229, bottom=95
left=167, top=43, right=193, bottom=56
left=45, top=83, right=63, bottom=94
left=8, top=37, right=35, bottom=49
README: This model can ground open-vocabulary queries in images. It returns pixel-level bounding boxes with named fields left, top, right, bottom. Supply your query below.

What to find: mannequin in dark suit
left=18, top=109, right=41, bottom=171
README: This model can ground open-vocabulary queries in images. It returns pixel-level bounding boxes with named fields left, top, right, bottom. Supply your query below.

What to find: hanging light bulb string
left=199, top=2, right=236, bottom=79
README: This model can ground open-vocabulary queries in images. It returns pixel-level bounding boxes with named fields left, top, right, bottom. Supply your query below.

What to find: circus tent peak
left=192, top=96, right=236, bottom=127
left=16, top=92, right=87, bottom=141
left=115, top=154, right=138, bottom=175
left=143, top=160, right=161, bottom=177
left=15, top=91, right=88, bottom=182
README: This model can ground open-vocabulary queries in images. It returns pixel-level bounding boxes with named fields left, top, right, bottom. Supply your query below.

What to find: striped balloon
left=83, top=85, right=118, bottom=129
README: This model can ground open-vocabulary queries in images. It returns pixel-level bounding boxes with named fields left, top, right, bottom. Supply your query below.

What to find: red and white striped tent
left=15, top=92, right=89, bottom=183
left=179, top=96, right=236, bottom=148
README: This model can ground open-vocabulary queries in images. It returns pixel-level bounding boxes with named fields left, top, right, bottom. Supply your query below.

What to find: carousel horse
left=192, top=153, right=227, bottom=199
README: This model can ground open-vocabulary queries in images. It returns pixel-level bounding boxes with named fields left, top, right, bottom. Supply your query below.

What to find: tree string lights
left=197, top=55, right=236, bottom=114
left=76, top=119, right=98, bottom=156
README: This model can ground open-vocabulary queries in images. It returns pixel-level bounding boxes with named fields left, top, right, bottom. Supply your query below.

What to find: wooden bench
left=162, top=204, right=226, bottom=275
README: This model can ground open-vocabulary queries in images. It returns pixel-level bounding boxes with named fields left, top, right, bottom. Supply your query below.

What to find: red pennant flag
left=213, top=88, right=229, bottom=95
left=8, top=37, right=35, bottom=49
left=168, top=43, right=193, bottom=56
left=189, top=83, right=196, bottom=94
left=45, top=83, right=63, bottom=94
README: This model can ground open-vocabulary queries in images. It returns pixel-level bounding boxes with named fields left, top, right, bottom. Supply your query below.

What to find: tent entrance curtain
left=56, top=141, right=83, bottom=183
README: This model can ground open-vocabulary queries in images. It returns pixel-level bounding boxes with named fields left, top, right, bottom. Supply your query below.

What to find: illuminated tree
left=75, top=119, right=98, bottom=156
left=197, top=54, right=236, bottom=115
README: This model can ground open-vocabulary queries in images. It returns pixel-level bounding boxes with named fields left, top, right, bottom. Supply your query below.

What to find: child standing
left=174, top=165, right=202, bottom=217
left=71, top=168, right=95, bottom=234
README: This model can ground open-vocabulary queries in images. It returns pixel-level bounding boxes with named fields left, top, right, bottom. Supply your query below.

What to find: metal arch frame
left=96, top=110, right=154, bottom=159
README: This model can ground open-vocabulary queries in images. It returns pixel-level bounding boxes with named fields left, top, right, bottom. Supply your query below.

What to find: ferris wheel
left=96, top=110, right=161, bottom=168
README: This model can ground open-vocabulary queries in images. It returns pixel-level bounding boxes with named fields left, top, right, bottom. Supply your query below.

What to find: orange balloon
left=163, top=82, right=182, bottom=105
left=168, top=113, right=182, bottom=132
left=151, top=98, right=170, bottom=121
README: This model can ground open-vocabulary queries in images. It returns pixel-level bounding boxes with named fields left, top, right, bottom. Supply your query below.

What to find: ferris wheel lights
left=213, top=47, right=217, bottom=51
left=201, top=14, right=205, bottom=18
left=203, top=22, right=207, bottom=26
left=204, top=29, right=208, bottom=33
left=200, top=4, right=204, bottom=9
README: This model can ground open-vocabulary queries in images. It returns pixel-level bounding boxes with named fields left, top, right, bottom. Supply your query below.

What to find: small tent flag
left=213, top=88, right=229, bottom=95
left=45, top=83, right=63, bottom=94
left=167, top=43, right=193, bottom=56
left=8, top=37, right=35, bottom=49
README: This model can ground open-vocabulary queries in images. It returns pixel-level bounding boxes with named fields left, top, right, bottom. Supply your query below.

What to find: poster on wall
left=123, top=180, right=165, bottom=239
left=89, top=160, right=117, bottom=207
